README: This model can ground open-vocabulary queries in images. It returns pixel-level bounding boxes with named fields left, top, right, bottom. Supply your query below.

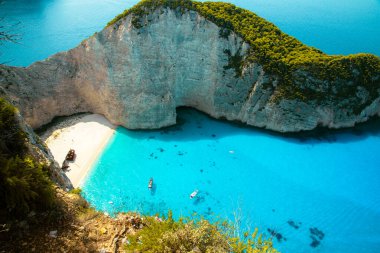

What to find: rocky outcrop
left=0, top=88, right=73, bottom=189
left=0, top=5, right=379, bottom=132
left=20, top=115, right=73, bottom=190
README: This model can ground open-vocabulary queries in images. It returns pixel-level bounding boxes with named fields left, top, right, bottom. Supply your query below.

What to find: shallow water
left=83, top=109, right=380, bottom=252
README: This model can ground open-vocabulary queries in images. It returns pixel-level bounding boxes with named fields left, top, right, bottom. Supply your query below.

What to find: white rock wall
left=1, top=7, right=379, bottom=132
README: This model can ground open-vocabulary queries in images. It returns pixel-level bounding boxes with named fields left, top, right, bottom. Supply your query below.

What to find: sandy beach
left=41, top=114, right=115, bottom=188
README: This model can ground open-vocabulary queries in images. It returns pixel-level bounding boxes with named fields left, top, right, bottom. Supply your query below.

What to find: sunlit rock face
left=1, top=7, right=379, bottom=132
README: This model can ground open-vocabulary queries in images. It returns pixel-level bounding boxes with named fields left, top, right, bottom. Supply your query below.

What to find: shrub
left=0, top=156, right=55, bottom=217
left=0, top=98, right=55, bottom=218
left=124, top=211, right=278, bottom=252
left=0, top=98, right=26, bottom=156
left=69, top=188, right=82, bottom=195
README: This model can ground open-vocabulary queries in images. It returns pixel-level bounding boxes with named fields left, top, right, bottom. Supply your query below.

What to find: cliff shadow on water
left=280, top=116, right=380, bottom=145
left=117, top=107, right=380, bottom=145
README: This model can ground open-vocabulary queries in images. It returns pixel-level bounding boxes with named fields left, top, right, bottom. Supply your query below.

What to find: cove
left=82, top=109, right=380, bottom=253
left=1, top=0, right=379, bottom=252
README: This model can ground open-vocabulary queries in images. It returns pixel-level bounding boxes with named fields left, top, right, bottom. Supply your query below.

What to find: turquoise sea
left=1, top=0, right=380, bottom=252
left=83, top=110, right=380, bottom=253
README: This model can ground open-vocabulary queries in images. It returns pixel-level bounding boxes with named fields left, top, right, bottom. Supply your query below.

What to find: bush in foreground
left=0, top=98, right=55, bottom=218
left=125, top=211, right=278, bottom=253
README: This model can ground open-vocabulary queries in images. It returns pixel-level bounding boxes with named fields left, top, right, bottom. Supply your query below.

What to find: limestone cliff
left=0, top=0, right=379, bottom=132
left=0, top=88, right=73, bottom=189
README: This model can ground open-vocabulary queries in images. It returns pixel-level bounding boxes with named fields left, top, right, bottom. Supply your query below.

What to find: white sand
left=43, top=114, right=115, bottom=188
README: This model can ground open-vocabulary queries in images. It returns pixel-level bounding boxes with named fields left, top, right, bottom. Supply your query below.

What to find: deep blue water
left=0, top=0, right=132, bottom=66
left=1, top=0, right=380, bottom=252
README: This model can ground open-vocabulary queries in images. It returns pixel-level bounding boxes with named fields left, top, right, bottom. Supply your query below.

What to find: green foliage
left=0, top=98, right=55, bottom=218
left=124, top=211, right=277, bottom=252
left=229, top=228, right=277, bottom=253
left=0, top=98, right=26, bottom=156
left=107, top=0, right=194, bottom=27
left=69, top=187, right=82, bottom=195
left=0, top=156, right=54, bottom=217
left=106, top=0, right=380, bottom=108
left=224, top=49, right=244, bottom=77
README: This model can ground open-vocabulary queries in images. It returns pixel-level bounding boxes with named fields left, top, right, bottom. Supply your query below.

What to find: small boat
left=65, top=149, right=76, bottom=161
left=190, top=189, right=198, bottom=199
left=148, top=178, right=153, bottom=189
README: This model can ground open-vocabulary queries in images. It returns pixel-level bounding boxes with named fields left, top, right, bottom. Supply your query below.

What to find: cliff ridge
left=0, top=0, right=379, bottom=132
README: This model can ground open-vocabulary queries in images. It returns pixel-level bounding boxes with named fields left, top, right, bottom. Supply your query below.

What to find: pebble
left=49, top=230, right=58, bottom=238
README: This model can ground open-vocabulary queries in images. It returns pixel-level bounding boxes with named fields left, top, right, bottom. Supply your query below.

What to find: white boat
left=190, top=190, right=199, bottom=199
left=148, top=178, right=153, bottom=189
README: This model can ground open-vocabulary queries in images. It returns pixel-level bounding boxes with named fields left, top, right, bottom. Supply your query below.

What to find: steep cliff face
left=0, top=2, right=379, bottom=132
left=19, top=114, right=73, bottom=190
left=0, top=88, right=73, bottom=190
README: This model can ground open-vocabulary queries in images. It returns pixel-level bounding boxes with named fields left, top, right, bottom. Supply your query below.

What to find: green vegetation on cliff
left=0, top=98, right=55, bottom=218
left=107, top=0, right=380, bottom=107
